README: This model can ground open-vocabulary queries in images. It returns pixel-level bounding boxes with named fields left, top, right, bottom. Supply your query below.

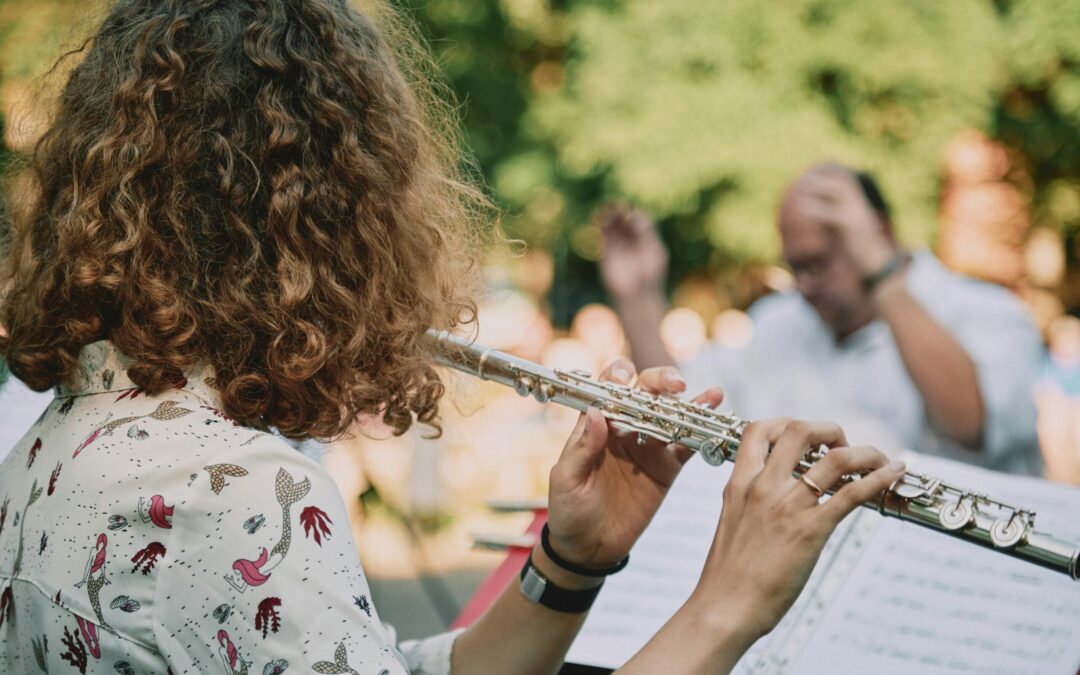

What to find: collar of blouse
left=55, top=340, right=220, bottom=406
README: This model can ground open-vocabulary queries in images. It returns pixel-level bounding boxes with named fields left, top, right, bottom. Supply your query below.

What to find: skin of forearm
left=453, top=556, right=761, bottom=675
left=872, top=274, right=985, bottom=449
left=615, top=594, right=758, bottom=675
left=451, top=544, right=600, bottom=675
left=612, top=288, right=676, bottom=370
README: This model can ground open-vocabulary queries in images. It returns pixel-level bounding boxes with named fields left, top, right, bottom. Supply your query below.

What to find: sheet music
left=565, top=458, right=864, bottom=670
left=564, top=459, right=729, bottom=668
left=566, top=453, right=1080, bottom=673
left=785, top=455, right=1080, bottom=675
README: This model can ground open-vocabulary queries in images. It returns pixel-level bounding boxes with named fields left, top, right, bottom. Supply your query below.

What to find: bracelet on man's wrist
left=540, top=523, right=630, bottom=578
left=862, top=251, right=910, bottom=293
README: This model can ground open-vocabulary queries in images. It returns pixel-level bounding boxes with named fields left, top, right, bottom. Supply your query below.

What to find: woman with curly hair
left=0, top=1, right=903, bottom=673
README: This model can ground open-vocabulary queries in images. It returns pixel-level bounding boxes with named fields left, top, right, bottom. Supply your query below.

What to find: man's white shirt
left=682, top=251, right=1043, bottom=475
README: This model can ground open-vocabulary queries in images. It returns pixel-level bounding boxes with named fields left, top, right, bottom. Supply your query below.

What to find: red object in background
left=451, top=509, right=547, bottom=629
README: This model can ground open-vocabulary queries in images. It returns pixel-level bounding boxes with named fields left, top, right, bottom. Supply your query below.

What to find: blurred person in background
left=1036, top=314, right=1080, bottom=484
left=0, top=2, right=904, bottom=674
left=600, top=162, right=1043, bottom=475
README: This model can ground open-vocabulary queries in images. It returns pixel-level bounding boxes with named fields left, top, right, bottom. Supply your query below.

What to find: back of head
left=0, top=0, right=483, bottom=439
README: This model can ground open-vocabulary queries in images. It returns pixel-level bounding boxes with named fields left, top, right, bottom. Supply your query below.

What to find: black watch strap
left=863, top=251, right=910, bottom=293
left=519, top=554, right=603, bottom=614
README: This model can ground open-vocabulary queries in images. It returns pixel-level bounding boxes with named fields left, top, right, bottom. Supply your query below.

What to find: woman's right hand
left=688, top=418, right=905, bottom=643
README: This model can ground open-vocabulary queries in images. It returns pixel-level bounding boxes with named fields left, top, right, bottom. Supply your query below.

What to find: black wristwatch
left=519, top=554, right=604, bottom=614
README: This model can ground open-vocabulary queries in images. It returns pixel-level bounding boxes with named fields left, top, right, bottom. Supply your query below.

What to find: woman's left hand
left=545, top=360, right=724, bottom=569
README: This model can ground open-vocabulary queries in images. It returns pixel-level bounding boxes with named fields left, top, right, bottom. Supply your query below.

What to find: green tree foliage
left=993, top=0, right=1080, bottom=253
left=413, top=0, right=1080, bottom=316
left=538, top=0, right=1004, bottom=259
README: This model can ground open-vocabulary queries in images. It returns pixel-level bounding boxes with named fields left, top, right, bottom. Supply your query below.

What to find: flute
left=427, top=329, right=1080, bottom=580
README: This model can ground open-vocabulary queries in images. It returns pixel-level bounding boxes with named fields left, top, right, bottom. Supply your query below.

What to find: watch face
left=520, top=564, right=548, bottom=603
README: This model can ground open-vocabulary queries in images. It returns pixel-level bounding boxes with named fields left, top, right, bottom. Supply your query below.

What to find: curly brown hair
left=0, top=0, right=485, bottom=439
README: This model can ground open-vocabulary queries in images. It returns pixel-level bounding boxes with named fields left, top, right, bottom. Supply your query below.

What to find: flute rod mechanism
left=427, top=329, right=1080, bottom=580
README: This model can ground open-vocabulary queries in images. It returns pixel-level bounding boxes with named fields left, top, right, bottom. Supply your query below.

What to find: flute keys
left=698, top=439, right=724, bottom=466
left=514, top=376, right=534, bottom=397
left=990, top=514, right=1028, bottom=548
left=938, top=500, right=974, bottom=531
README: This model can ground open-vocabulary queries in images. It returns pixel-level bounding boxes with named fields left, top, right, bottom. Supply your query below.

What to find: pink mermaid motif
left=137, top=494, right=174, bottom=529
left=74, top=534, right=108, bottom=587
left=74, top=401, right=193, bottom=458
left=231, top=548, right=271, bottom=587
left=216, top=629, right=251, bottom=674
left=224, top=469, right=310, bottom=593
left=74, top=533, right=113, bottom=633
left=73, top=414, right=126, bottom=457
left=76, top=615, right=101, bottom=659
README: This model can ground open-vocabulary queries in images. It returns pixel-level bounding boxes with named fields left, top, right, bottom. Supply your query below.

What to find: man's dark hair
left=854, top=171, right=892, bottom=223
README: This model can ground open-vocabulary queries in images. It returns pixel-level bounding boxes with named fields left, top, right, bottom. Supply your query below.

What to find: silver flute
left=427, top=330, right=1080, bottom=580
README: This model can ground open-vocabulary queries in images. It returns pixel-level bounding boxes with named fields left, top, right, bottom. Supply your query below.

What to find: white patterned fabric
left=0, top=341, right=460, bottom=674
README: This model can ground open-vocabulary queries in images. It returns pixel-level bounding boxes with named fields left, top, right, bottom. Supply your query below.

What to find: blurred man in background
left=1036, top=314, right=1080, bottom=483
left=600, top=162, right=1043, bottom=475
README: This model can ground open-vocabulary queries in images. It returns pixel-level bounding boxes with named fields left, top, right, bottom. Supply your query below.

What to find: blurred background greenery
left=4, top=0, right=1080, bottom=325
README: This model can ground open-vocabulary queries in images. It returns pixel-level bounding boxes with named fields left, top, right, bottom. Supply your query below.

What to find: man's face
left=779, top=191, right=872, bottom=338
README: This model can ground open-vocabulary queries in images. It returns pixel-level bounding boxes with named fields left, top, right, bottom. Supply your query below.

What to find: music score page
left=564, top=453, right=1080, bottom=673
left=783, top=454, right=1080, bottom=675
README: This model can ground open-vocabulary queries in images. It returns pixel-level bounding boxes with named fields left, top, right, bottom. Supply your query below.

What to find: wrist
left=541, top=523, right=630, bottom=578
left=863, top=250, right=909, bottom=295
left=530, top=544, right=605, bottom=591
left=679, top=592, right=761, bottom=655
left=612, top=284, right=665, bottom=310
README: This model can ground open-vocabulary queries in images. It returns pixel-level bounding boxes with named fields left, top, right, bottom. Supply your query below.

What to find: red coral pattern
left=27, top=437, right=42, bottom=468
left=0, top=584, right=13, bottom=629
left=48, top=462, right=62, bottom=496
left=254, top=597, right=282, bottom=638
left=300, top=506, right=333, bottom=546
left=114, top=388, right=142, bottom=401
left=60, top=624, right=88, bottom=673
left=131, top=542, right=167, bottom=575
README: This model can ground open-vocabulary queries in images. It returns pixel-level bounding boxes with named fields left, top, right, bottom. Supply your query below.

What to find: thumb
left=555, top=407, right=608, bottom=483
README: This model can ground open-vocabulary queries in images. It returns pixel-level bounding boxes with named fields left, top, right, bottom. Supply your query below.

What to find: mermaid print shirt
left=0, top=341, right=460, bottom=674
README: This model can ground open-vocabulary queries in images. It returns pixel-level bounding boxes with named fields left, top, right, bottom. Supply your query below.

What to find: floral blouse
left=0, top=342, right=460, bottom=674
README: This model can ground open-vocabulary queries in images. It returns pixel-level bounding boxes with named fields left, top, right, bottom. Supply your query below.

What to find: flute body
left=427, top=330, right=1080, bottom=580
